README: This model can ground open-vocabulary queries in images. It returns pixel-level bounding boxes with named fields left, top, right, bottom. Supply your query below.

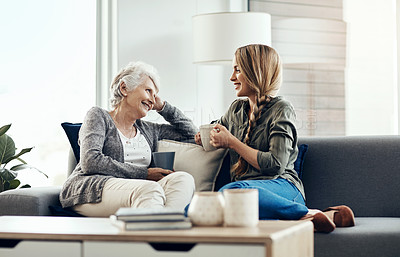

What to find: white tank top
left=117, top=127, right=151, bottom=168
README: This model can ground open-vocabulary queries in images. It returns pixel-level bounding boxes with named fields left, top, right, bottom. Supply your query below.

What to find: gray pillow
left=157, top=140, right=228, bottom=192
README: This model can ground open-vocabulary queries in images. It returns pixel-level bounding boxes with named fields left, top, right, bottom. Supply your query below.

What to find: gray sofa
left=1, top=136, right=400, bottom=257
left=297, top=136, right=400, bottom=257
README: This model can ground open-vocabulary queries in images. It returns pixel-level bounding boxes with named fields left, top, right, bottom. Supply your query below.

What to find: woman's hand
left=210, top=124, right=260, bottom=170
left=210, top=124, right=234, bottom=149
left=194, top=132, right=202, bottom=145
left=147, top=168, right=173, bottom=181
left=152, top=95, right=165, bottom=112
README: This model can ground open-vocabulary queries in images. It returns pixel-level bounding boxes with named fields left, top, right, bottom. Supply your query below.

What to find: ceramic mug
left=187, top=192, right=225, bottom=226
left=223, top=189, right=259, bottom=227
left=199, top=124, right=217, bottom=152
left=152, top=152, right=175, bottom=170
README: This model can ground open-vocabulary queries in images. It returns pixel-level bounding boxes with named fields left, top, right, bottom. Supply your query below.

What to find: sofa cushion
left=157, top=139, right=228, bottom=192
left=299, top=136, right=400, bottom=217
left=0, top=186, right=61, bottom=216
left=214, top=153, right=231, bottom=191
left=61, top=122, right=82, bottom=162
left=314, top=217, right=400, bottom=257
left=294, top=144, right=308, bottom=179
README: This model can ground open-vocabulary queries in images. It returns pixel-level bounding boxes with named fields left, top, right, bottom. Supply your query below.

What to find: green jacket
left=219, top=97, right=305, bottom=200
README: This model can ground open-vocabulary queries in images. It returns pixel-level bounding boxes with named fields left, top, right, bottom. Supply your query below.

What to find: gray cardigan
left=59, top=102, right=197, bottom=208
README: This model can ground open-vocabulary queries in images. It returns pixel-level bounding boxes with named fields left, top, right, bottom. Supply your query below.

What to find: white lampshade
left=193, top=12, right=271, bottom=64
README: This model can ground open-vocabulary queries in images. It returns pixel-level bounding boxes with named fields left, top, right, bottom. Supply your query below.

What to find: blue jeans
left=219, top=178, right=308, bottom=220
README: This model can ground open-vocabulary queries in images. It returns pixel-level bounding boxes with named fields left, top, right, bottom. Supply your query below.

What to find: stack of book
left=109, top=207, right=192, bottom=231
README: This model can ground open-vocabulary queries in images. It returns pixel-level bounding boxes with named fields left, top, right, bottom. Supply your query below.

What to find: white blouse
left=117, top=127, right=151, bottom=168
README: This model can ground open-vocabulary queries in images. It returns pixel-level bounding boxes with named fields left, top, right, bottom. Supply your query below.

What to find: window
left=0, top=0, right=96, bottom=186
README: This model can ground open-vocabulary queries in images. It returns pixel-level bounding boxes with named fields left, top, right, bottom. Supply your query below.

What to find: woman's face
left=230, top=57, right=255, bottom=98
left=122, top=76, right=157, bottom=119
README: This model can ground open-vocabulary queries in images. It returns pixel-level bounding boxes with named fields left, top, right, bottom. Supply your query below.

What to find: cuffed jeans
left=219, top=178, right=308, bottom=220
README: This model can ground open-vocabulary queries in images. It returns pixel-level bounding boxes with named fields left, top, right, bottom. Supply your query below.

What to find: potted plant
left=0, top=124, right=47, bottom=193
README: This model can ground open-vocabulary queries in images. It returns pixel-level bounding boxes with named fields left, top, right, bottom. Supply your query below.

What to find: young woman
left=60, top=61, right=197, bottom=217
left=195, top=44, right=354, bottom=232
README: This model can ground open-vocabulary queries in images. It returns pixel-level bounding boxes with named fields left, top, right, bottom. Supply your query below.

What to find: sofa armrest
left=0, top=186, right=61, bottom=216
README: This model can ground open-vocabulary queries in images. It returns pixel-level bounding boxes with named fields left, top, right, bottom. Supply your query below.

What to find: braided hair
left=231, top=44, right=283, bottom=177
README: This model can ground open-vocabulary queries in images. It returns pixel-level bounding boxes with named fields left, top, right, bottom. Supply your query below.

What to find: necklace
left=111, top=110, right=136, bottom=143
left=123, top=125, right=136, bottom=144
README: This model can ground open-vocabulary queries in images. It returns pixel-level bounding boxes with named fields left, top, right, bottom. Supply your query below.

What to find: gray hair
left=109, top=61, right=160, bottom=108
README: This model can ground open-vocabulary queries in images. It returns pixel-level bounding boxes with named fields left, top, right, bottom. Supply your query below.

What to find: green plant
left=0, top=124, right=47, bottom=193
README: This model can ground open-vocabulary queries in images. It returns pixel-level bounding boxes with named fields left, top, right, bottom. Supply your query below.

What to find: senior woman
left=60, top=61, right=197, bottom=217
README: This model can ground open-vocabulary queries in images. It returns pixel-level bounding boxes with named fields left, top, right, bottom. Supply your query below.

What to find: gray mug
left=152, top=152, right=175, bottom=170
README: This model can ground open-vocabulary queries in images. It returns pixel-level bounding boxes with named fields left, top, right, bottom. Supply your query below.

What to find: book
left=113, top=207, right=186, bottom=222
left=110, top=215, right=192, bottom=231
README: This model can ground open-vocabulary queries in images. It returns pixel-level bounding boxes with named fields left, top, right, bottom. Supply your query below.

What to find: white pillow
left=157, top=140, right=228, bottom=192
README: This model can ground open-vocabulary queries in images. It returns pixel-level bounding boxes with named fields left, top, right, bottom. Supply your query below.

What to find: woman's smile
left=234, top=82, right=241, bottom=91
left=141, top=100, right=152, bottom=111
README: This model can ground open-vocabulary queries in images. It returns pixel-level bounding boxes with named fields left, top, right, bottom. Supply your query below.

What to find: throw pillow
left=61, top=122, right=82, bottom=162
left=157, top=139, right=228, bottom=192
left=294, top=144, right=308, bottom=179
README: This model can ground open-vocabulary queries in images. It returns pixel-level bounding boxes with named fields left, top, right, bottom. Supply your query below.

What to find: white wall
left=194, top=0, right=243, bottom=124
left=115, top=0, right=399, bottom=134
left=397, top=0, right=400, bottom=134
left=344, top=0, right=398, bottom=135
left=251, top=0, right=347, bottom=136
left=117, top=0, right=198, bottom=123
left=116, top=0, right=239, bottom=126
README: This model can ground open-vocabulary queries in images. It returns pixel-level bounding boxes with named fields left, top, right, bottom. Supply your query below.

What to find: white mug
left=223, top=189, right=259, bottom=227
left=188, top=192, right=225, bottom=226
left=199, top=124, right=217, bottom=152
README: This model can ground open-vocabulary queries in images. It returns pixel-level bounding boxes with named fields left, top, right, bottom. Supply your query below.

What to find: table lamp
left=193, top=12, right=271, bottom=64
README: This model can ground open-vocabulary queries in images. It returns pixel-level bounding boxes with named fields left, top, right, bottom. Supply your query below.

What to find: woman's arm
left=256, top=134, right=294, bottom=176
left=156, top=101, right=198, bottom=141
left=210, top=124, right=260, bottom=170
left=256, top=105, right=297, bottom=176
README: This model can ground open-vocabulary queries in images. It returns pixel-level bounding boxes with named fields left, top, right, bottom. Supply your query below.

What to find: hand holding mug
left=199, top=124, right=217, bottom=151
left=147, top=167, right=173, bottom=181
left=194, top=132, right=202, bottom=146
left=210, top=124, right=233, bottom=149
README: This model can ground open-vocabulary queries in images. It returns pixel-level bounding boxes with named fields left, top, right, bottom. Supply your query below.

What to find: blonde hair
left=109, top=61, right=160, bottom=108
left=231, top=44, right=283, bottom=177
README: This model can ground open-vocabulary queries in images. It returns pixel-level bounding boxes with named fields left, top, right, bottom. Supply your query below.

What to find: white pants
left=73, top=171, right=195, bottom=217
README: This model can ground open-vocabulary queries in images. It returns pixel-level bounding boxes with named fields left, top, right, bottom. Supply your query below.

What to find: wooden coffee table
left=0, top=216, right=313, bottom=257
